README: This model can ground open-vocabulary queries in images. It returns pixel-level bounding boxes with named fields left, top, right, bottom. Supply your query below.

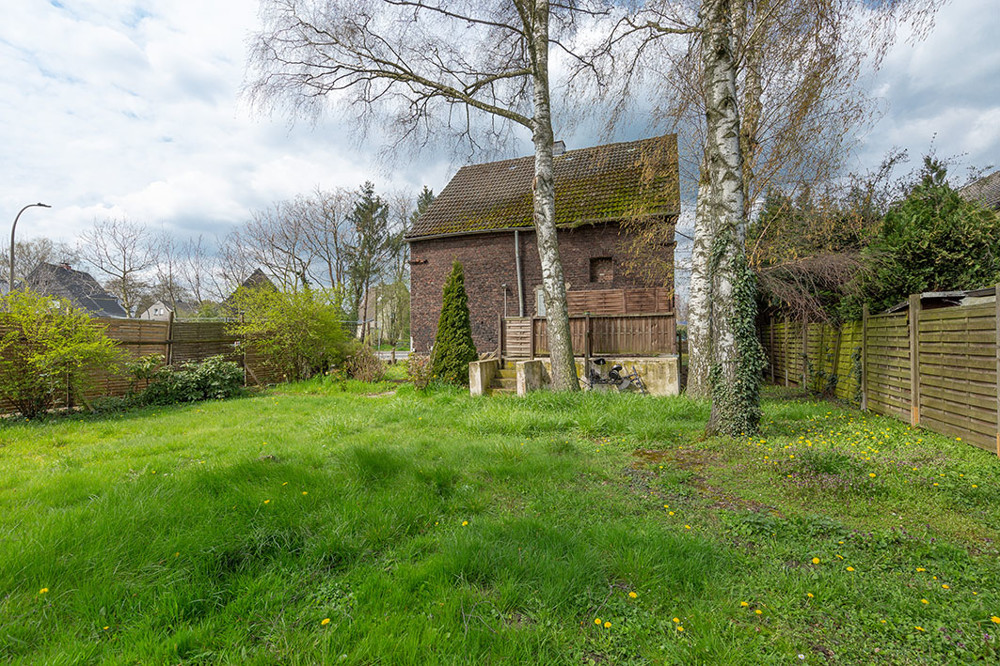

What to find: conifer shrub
left=430, top=261, right=478, bottom=385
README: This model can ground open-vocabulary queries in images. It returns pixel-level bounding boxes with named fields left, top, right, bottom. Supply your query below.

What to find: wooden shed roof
left=407, top=135, right=679, bottom=240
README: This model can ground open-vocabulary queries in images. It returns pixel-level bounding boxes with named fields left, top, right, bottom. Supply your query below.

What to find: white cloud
left=1, top=0, right=997, bottom=255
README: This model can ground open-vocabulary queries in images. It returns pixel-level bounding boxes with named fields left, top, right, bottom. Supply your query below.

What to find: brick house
left=406, top=135, right=680, bottom=354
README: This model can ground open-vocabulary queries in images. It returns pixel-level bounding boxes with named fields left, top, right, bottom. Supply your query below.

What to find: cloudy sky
left=2, top=0, right=998, bottom=249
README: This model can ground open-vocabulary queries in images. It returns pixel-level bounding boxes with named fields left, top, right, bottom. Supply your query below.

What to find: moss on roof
left=407, top=135, right=680, bottom=239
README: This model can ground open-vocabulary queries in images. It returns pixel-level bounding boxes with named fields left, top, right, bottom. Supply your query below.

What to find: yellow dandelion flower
left=38, top=588, right=48, bottom=595
left=604, top=621, right=611, bottom=628
left=915, top=626, right=925, bottom=632
left=628, top=592, right=637, bottom=599
left=321, top=618, right=331, bottom=626
left=462, top=521, right=469, bottom=526
left=846, top=566, right=855, bottom=572
left=807, top=593, right=814, bottom=598
left=921, top=599, right=929, bottom=604
left=282, top=482, right=288, bottom=486
left=302, top=491, right=308, bottom=495
left=869, top=473, right=876, bottom=478
left=677, top=626, right=684, bottom=632
left=916, top=568, right=926, bottom=572
left=942, top=584, right=950, bottom=589
left=754, top=609, right=762, bottom=615
left=595, top=618, right=602, bottom=625
left=103, top=626, right=109, bottom=630
left=672, top=617, right=680, bottom=623
left=740, top=601, right=749, bottom=607
left=991, top=616, right=1000, bottom=624
left=812, top=558, right=820, bottom=565
left=264, top=500, right=270, bottom=505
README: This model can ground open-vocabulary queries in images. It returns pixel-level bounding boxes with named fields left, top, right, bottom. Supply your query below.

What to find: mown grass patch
left=1, top=384, right=999, bottom=663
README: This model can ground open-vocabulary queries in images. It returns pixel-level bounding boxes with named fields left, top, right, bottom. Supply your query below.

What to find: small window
left=590, top=257, right=613, bottom=283
left=535, top=287, right=546, bottom=317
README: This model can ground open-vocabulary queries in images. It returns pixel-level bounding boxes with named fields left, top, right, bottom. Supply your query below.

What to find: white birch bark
left=530, top=0, right=578, bottom=391
left=686, top=170, right=713, bottom=398
left=700, top=0, right=747, bottom=433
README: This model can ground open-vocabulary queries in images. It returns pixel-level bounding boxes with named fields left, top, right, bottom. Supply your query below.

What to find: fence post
left=529, top=317, right=536, bottom=360
left=166, top=311, right=175, bottom=366
left=584, top=313, right=591, bottom=379
left=802, top=319, right=809, bottom=390
left=497, top=312, right=503, bottom=362
left=995, top=283, right=1000, bottom=456
left=784, top=315, right=790, bottom=387
left=769, top=319, right=775, bottom=383
left=909, top=294, right=921, bottom=427
left=862, top=304, right=869, bottom=411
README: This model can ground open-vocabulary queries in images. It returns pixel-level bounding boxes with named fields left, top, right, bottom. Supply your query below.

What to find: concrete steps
left=488, top=367, right=517, bottom=395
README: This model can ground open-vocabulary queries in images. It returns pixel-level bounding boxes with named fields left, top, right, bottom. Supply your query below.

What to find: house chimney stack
left=553, top=140, right=566, bottom=156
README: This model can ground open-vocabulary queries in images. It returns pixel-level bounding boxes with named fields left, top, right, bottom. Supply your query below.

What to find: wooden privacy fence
left=502, top=312, right=677, bottom=359
left=0, top=316, right=278, bottom=413
left=760, top=288, right=1000, bottom=455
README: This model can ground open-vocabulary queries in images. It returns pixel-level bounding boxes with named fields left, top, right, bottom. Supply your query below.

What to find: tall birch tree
left=245, top=0, right=597, bottom=390
left=592, top=0, right=943, bottom=402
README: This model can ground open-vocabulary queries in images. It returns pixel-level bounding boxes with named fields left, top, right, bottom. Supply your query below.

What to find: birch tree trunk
left=686, top=171, right=713, bottom=398
left=529, top=0, right=578, bottom=391
left=700, top=0, right=753, bottom=434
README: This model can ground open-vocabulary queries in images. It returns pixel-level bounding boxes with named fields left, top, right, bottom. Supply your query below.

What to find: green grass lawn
left=2, top=381, right=1000, bottom=664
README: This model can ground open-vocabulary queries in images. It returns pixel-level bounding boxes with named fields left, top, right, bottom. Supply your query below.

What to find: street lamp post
left=9, top=203, right=51, bottom=294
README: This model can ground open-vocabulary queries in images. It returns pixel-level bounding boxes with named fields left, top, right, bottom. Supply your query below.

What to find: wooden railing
left=502, top=312, right=677, bottom=359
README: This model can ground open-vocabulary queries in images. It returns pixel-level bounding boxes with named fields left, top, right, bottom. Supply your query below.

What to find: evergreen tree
left=431, top=261, right=477, bottom=385
left=346, top=182, right=391, bottom=336
left=857, top=158, right=1000, bottom=314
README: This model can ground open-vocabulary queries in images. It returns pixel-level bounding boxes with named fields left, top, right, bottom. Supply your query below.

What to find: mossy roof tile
left=407, top=135, right=680, bottom=239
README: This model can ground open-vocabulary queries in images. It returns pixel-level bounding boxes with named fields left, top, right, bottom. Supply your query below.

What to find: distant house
left=25, top=262, right=127, bottom=318
left=222, top=268, right=278, bottom=309
left=139, top=300, right=197, bottom=321
left=405, top=135, right=680, bottom=353
left=959, top=170, right=1000, bottom=211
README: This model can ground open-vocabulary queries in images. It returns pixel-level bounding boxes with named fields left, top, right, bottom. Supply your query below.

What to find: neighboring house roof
left=223, top=268, right=278, bottom=305
left=407, top=135, right=680, bottom=240
left=140, top=300, right=197, bottom=318
left=959, top=170, right=1000, bottom=210
left=25, top=262, right=128, bottom=318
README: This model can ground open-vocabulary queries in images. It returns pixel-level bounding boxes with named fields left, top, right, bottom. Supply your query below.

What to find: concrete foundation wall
left=468, top=359, right=499, bottom=396
left=532, top=356, right=680, bottom=396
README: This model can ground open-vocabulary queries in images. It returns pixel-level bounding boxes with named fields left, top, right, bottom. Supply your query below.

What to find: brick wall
left=409, top=221, right=675, bottom=353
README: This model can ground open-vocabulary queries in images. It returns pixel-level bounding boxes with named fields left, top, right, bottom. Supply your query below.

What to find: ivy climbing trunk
left=700, top=0, right=764, bottom=436
left=529, top=0, right=578, bottom=391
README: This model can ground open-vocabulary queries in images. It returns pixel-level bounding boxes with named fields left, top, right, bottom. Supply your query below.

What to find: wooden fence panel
left=523, top=313, right=676, bottom=357
left=761, top=293, right=1000, bottom=456
left=865, top=311, right=910, bottom=421
left=503, top=318, right=532, bottom=358
left=834, top=321, right=862, bottom=401
left=0, top=316, right=290, bottom=414
left=918, top=304, right=997, bottom=451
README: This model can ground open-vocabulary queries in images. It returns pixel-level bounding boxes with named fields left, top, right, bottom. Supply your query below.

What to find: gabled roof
left=407, top=135, right=680, bottom=240
left=223, top=268, right=278, bottom=306
left=959, top=170, right=1000, bottom=210
left=25, top=262, right=128, bottom=318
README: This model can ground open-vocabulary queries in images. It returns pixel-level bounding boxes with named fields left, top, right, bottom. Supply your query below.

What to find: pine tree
left=431, top=261, right=478, bottom=385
